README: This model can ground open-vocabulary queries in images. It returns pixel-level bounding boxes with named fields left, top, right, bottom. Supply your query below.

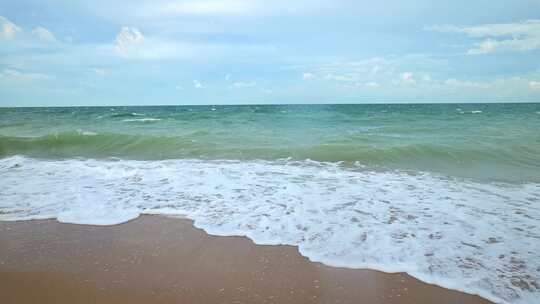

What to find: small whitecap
left=77, top=129, right=98, bottom=136
left=122, top=118, right=162, bottom=123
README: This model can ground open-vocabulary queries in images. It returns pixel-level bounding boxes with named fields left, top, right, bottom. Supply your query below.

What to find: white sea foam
left=458, top=109, right=483, bottom=114
left=0, top=156, right=538, bottom=304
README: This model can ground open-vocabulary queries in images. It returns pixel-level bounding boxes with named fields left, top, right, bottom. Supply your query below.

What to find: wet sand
left=0, top=216, right=491, bottom=304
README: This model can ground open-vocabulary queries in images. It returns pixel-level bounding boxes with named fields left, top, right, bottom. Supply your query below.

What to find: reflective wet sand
left=0, top=216, right=491, bottom=304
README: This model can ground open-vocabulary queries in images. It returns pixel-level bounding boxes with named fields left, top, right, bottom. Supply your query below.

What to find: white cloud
left=294, top=57, right=401, bottom=85
left=431, top=20, right=540, bottom=54
left=0, top=17, right=57, bottom=43
left=401, top=72, right=416, bottom=86
left=296, top=57, right=444, bottom=89
left=530, top=81, right=540, bottom=90
left=225, top=74, right=232, bottom=81
left=175, top=85, right=184, bottom=90
left=431, top=20, right=540, bottom=38
left=302, top=72, right=314, bottom=80
left=468, top=38, right=540, bottom=55
left=92, top=68, right=109, bottom=76
left=115, top=27, right=145, bottom=57
left=309, top=57, right=393, bottom=74
left=365, top=82, right=380, bottom=88
left=0, top=69, right=51, bottom=83
left=193, top=80, right=204, bottom=89
left=445, top=78, right=491, bottom=89
left=0, top=16, right=22, bottom=40
left=324, top=73, right=356, bottom=82
left=231, top=81, right=256, bottom=88
left=31, top=27, right=57, bottom=42
left=114, top=26, right=194, bottom=60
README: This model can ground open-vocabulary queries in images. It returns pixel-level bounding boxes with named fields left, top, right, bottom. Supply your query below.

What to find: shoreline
left=0, top=215, right=492, bottom=304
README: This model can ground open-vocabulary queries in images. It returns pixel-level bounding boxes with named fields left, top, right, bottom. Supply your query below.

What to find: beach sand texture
left=0, top=216, right=491, bottom=304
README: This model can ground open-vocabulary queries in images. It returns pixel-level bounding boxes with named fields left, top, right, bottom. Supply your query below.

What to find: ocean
left=1, top=103, right=539, bottom=303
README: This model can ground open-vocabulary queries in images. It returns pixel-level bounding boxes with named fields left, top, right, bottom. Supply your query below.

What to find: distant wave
left=110, top=112, right=146, bottom=118
left=0, top=132, right=194, bottom=160
left=0, top=122, right=29, bottom=129
left=0, top=132, right=539, bottom=182
left=122, top=118, right=162, bottom=123
left=457, top=109, right=483, bottom=114
left=76, top=129, right=98, bottom=136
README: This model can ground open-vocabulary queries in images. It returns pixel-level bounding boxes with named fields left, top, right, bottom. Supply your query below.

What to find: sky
left=1, top=0, right=540, bottom=106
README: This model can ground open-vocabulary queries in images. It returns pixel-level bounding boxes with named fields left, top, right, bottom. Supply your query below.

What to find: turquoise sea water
left=1, top=103, right=540, bottom=304
left=1, top=103, right=539, bottom=182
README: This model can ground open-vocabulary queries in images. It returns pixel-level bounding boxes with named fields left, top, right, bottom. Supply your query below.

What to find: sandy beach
left=0, top=215, right=491, bottom=304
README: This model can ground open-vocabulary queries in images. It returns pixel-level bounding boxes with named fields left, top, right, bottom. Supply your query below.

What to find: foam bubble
left=0, top=156, right=538, bottom=304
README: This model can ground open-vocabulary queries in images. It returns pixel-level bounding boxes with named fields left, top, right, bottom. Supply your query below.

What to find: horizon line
left=1, top=101, right=539, bottom=108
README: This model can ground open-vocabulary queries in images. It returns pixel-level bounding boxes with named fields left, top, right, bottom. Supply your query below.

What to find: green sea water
left=1, top=103, right=539, bottom=182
